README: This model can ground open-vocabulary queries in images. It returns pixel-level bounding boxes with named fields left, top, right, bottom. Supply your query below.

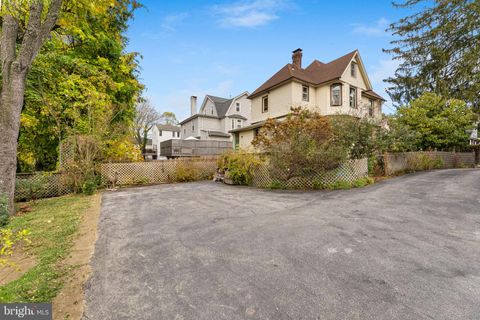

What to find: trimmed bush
left=174, top=163, right=200, bottom=182
left=217, top=150, right=263, bottom=185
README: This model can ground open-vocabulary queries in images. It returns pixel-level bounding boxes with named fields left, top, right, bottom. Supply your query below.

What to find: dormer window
left=302, top=85, right=309, bottom=102
left=351, top=62, right=357, bottom=78
left=236, top=102, right=240, bottom=112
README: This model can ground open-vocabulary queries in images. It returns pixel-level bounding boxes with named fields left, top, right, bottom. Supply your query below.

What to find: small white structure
left=149, top=124, right=181, bottom=159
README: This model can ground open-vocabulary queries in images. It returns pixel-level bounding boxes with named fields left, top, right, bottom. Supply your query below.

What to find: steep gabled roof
left=206, top=95, right=233, bottom=118
left=249, top=50, right=362, bottom=98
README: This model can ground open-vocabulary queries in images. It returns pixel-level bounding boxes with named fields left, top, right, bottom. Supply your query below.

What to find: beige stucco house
left=180, top=92, right=251, bottom=141
left=230, top=49, right=385, bottom=149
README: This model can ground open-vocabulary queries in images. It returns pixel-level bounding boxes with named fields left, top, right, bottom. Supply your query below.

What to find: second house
left=180, top=92, right=251, bottom=141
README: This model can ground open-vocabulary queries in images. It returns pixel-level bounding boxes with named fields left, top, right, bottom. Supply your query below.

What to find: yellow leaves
left=0, top=227, right=31, bottom=270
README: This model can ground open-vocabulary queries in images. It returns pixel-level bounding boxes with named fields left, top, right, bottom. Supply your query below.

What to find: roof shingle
left=249, top=50, right=363, bottom=98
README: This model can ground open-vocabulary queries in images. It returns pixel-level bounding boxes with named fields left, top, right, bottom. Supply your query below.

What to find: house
left=180, top=92, right=251, bottom=141
left=230, top=48, right=385, bottom=149
left=146, top=124, right=181, bottom=160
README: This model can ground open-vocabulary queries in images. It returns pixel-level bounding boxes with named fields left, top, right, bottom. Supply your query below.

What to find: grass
left=0, top=194, right=94, bottom=302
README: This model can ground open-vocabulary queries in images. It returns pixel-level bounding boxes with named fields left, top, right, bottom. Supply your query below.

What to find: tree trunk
left=0, top=65, right=28, bottom=215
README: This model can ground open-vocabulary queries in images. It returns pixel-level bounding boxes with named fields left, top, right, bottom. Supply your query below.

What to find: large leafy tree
left=18, top=0, right=143, bottom=172
left=394, top=92, right=476, bottom=150
left=0, top=0, right=142, bottom=214
left=0, top=0, right=65, bottom=214
left=385, top=0, right=480, bottom=110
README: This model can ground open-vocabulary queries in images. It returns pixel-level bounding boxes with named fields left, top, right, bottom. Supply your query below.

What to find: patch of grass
left=268, top=180, right=288, bottom=190
left=0, top=194, right=94, bottom=302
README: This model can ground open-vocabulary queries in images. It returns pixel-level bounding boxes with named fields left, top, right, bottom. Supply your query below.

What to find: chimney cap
left=292, top=48, right=302, bottom=53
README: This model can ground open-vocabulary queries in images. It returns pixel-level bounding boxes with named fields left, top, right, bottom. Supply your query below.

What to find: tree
left=133, top=98, right=160, bottom=157
left=252, top=107, right=347, bottom=181
left=394, top=92, right=476, bottom=150
left=17, top=0, right=143, bottom=172
left=159, top=112, right=178, bottom=125
left=384, top=0, right=480, bottom=110
left=0, top=0, right=64, bottom=215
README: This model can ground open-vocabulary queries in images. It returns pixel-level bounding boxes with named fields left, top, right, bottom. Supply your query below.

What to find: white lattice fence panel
left=252, top=158, right=368, bottom=189
left=15, top=173, right=71, bottom=201
left=100, top=157, right=218, bottom=186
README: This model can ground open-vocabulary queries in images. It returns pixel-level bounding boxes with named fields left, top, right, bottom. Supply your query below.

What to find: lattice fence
left=15, top=172, right=72, bottom=201
left=251, top=158, right=368, bottom=189
left=384, top=151, right=475, bottom=176
left=100, top=156, right=218, bottom=186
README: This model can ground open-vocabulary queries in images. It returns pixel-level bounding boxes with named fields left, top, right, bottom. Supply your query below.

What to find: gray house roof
left=206, top=95, right=233, bottom=118
left=157, top=124, right=181, bottom=132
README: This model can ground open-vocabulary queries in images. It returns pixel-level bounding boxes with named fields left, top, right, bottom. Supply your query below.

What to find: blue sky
left=126, top=0, right=418, bottom=120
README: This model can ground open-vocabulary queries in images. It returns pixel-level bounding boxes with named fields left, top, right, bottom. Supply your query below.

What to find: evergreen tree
left=385, top=0, right=480, bottom=111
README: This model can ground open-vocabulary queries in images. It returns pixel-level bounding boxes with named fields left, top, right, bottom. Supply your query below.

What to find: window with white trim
left=349, top=86, right=357, bottom=108
left=236, top=102, right=240, bottom=112
left=237, top=119, right=242, bottom=128
left=351, top=62, right=356, bottom=77
left=302, top=85, right=309, bottom=101
left=262, top=95, right=269, bottom=113
left=369, top=99, right=374, bottom=117
left=331, top=84, right=342, bottom=106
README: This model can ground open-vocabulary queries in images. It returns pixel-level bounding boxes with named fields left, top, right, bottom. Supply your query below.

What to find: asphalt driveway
left=83, top=169, right=480, bottom=320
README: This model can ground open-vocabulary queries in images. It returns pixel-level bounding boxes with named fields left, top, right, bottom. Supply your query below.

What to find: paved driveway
left=84, top=169, right=480, bottom=320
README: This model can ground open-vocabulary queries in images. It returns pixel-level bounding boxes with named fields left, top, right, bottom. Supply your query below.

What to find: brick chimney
left=190, top=96, right=197, bottom=116
left=292, top=48, right=302, bottom=69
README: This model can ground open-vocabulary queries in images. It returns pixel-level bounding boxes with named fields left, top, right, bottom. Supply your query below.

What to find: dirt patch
left=53, top=193, right=102, bottom=320
left=0, top=250, right=37, bottom=286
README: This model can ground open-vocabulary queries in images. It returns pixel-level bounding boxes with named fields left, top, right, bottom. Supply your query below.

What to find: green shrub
left=268, top=180, right=287, bottom=190
left=81, top=179, right=97, bottom=195
left=407, top=154, right=444, bottom=172
left=0, top=194, right=9, bottom=227
left=327, top=180, right=352, bottom=190
left=352, top=176, right=374, bottom=188
left=218, top=150, right=263, bottom=185
left=174, top=163, right=200, bottom=182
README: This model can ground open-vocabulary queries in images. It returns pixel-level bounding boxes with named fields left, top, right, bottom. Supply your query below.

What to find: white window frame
left=302, top=85, right=309, bottom=102
left=351, top=62, right=356, bottom=78
left=237, top=119, right=242, bottom=128
left=349, top=86, right=357, bottom=108
left=262, top=95, right=269, bottom=113
left=236, top=102, right=240, bottom=112
left=369, top=99, right=374, bottom=117
left=331, top=83, right=342, bottom=106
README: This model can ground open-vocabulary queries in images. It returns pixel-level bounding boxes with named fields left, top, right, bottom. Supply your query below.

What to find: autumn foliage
left=252, top=107, right=348, bottom=180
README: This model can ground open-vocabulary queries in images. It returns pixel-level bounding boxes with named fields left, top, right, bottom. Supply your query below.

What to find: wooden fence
left=384, top=151, right=476, bottom=176
left=100, top=156, right=218, bottom=186
left=251, top=158, right=368, bottom=189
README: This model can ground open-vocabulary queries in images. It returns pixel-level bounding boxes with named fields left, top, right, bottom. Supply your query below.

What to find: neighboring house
left=230, top=48, right=385, bottom=149
left=151, top=124, right=181, bottom=159
left=468, top=122, right=479, bottom=145
left=180, top=93, right=251, bottom=141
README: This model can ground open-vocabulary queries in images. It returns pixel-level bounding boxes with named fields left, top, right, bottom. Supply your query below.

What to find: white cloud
left=161, top=12, right=190, bottom=32
left=213, top=0, right=291, bottom=28
left=352, top=18, right=389, bottom=37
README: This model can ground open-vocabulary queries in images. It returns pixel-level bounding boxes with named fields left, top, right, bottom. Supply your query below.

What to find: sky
left=125, top=0, right=419, bottom=120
